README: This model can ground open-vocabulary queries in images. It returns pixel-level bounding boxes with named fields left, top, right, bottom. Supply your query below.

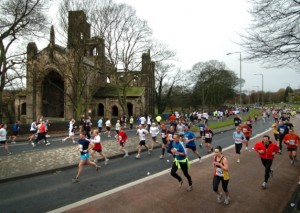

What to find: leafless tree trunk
left=0, top=0, right=48, bottom=123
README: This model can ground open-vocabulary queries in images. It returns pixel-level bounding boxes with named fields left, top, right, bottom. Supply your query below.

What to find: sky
left=111, top=0, right=300, bottom=92
left=45, top=0, right=300, bottom=92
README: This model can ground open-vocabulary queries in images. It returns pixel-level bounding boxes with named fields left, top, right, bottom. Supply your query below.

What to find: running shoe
left=136, top=154, right=140, bottom=159
left=124, top=151, right=129, bottom=158
left=72, top=178, right=79, bottom=183
left=62, top=139, right=65, bottom=142
left=105, top=159, right=109, bottom=165
left=31, top=142, right=36, bottom=147
left=269, top=170, right=273, bottom=178
left=45, top=142, right=51, bottom=146
left=178, top=180, right=183, bottom=189
left=237, top=159, right=240, bottom=163
left=217, top=192, right=223, bottom=203
left=224, top=196, right=230, bottom=205
left=186, top=185, right=193, bottom=191
left=261, top=182, right=267, bottom=189
left=7, top=152, right=12, bottom=155
left=160, top=155, right=164, bottom=159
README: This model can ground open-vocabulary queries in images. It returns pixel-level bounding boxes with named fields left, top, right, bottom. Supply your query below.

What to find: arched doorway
left=42, top=70, right=64, bottom=117
left=21, top=103, right=26, bottom=115
left=127, top=103, right=133, bottom=116
left=98, top=103, right=104, bottom=116
left=112, top=105, right=118, bottom=117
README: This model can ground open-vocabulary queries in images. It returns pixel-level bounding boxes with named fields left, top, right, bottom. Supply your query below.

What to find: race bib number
left=289, top=140, right=295, bottom=145
left=216, top=168, right=223, bottom=177
left=205, top=133, right=210, bottom=138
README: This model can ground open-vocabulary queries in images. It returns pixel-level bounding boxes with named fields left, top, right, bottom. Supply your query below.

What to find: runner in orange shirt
left=283, top=128, right=300, bottom=165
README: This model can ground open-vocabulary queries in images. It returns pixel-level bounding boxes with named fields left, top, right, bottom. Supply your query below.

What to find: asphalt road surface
left=0, top=119, right=273, bottom=213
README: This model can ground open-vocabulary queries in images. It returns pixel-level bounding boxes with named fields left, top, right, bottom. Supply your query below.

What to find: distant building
left=15, top=10, right=155, bottom=123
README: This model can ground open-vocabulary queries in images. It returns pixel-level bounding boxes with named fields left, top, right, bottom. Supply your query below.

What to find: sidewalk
left=49, top=116, right=300, bottom=213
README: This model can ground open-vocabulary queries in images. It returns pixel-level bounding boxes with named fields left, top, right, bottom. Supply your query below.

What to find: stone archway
left=42, top=70, right=64, bottom=117
left=98, top=103, right=104, bottom=116
left=112, top=105, right=118, bottom=117
left=127, top=102, right=133, bottom=116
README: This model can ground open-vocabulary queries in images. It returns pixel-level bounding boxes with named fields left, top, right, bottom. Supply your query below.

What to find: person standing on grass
left=72, top=131, right=100, bottom=183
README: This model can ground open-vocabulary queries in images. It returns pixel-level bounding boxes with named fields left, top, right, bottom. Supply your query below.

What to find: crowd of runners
left=0, top=106, right=299, bottom=205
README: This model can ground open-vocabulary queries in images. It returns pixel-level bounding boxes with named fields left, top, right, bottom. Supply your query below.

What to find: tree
left=0, top=0, right=48, bottom=123
left=58, top=0, right=176, bottom=117
left=284, top=86, right=293, bottom=102
left=155, top=62, right=184, bottom=114
left=240, top=0, right=300, bottom=68
left=190, top=60, right=240, bottom=109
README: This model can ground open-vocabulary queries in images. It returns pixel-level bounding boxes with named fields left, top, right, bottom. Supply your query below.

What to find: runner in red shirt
left=117, top=127, right=129, bottom=158
left=283, top=128, right=300, bottom=165
left=240, top=122, right=252, bottom=151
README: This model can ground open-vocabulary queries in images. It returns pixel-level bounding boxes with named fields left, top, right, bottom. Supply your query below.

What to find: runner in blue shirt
left=72, top=131, right=100, bottom=183
left=170, top=133, right=193, bottom=191
left=184, top=125, right=202, bottom=161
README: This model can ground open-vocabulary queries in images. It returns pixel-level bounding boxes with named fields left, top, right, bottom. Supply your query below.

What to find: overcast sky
left=111, top=0, right=300, bottom=92
left=46, top=0, right=300, bottom=92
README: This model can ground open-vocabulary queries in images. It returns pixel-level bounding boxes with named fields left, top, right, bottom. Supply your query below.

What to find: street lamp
left=226, top=52, right=242, bottom=106
left=254, top=74, right=264, bottom=106
left=253, top=86, right=259, bottom=105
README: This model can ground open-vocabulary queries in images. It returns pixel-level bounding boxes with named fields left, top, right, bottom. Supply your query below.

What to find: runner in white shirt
left=136, top=124, right=150, bottom=158
left=149, top=123, right=160, bottom=151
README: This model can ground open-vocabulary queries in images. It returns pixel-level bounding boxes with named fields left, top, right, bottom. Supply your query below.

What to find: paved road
left=0, top=118, right=282, bottom=213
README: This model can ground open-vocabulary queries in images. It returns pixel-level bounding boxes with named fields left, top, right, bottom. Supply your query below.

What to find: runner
left=283, top=128, right=300, bottom=165
left=117, top=127, right=129, bottom=158
left=28, top=120, right=37, bottom=143
left=271, top=120, right=279, bottom=142
left=198, top=119, right=206, bottom=148
left=277, top=120, right=288, bottom=154
left=72, top=131, right=100, bottom=183
left=160, top=123, right=169, bottom=159
left=0, top=124, right=12, bottom=155
left=170, top=133, right=193, bottom=191
left=149, top=123, right=160, bottom=151
left=184, top=125, right=202, bottom=161
left=212, top=146, right=230, bottom=205
left=240, top=121, right=252, bottom=151
left=254, top=135, right=279, bottom=189
left=62, top=118, right=76, bottom=143
left=90, top=129, right=109, bottom=165
left=135, top=124, right=150, bottom=159
left=203, top=125, right=214, bottom=154
left=232, top=127, right=246, bottom=163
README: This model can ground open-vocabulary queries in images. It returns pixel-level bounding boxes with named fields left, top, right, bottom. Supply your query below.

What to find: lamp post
left=253, top=86, right=259, bottom=105
left=254, top=74, right=264, bottom=106
left=226, top=52, right=242, bottom=106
